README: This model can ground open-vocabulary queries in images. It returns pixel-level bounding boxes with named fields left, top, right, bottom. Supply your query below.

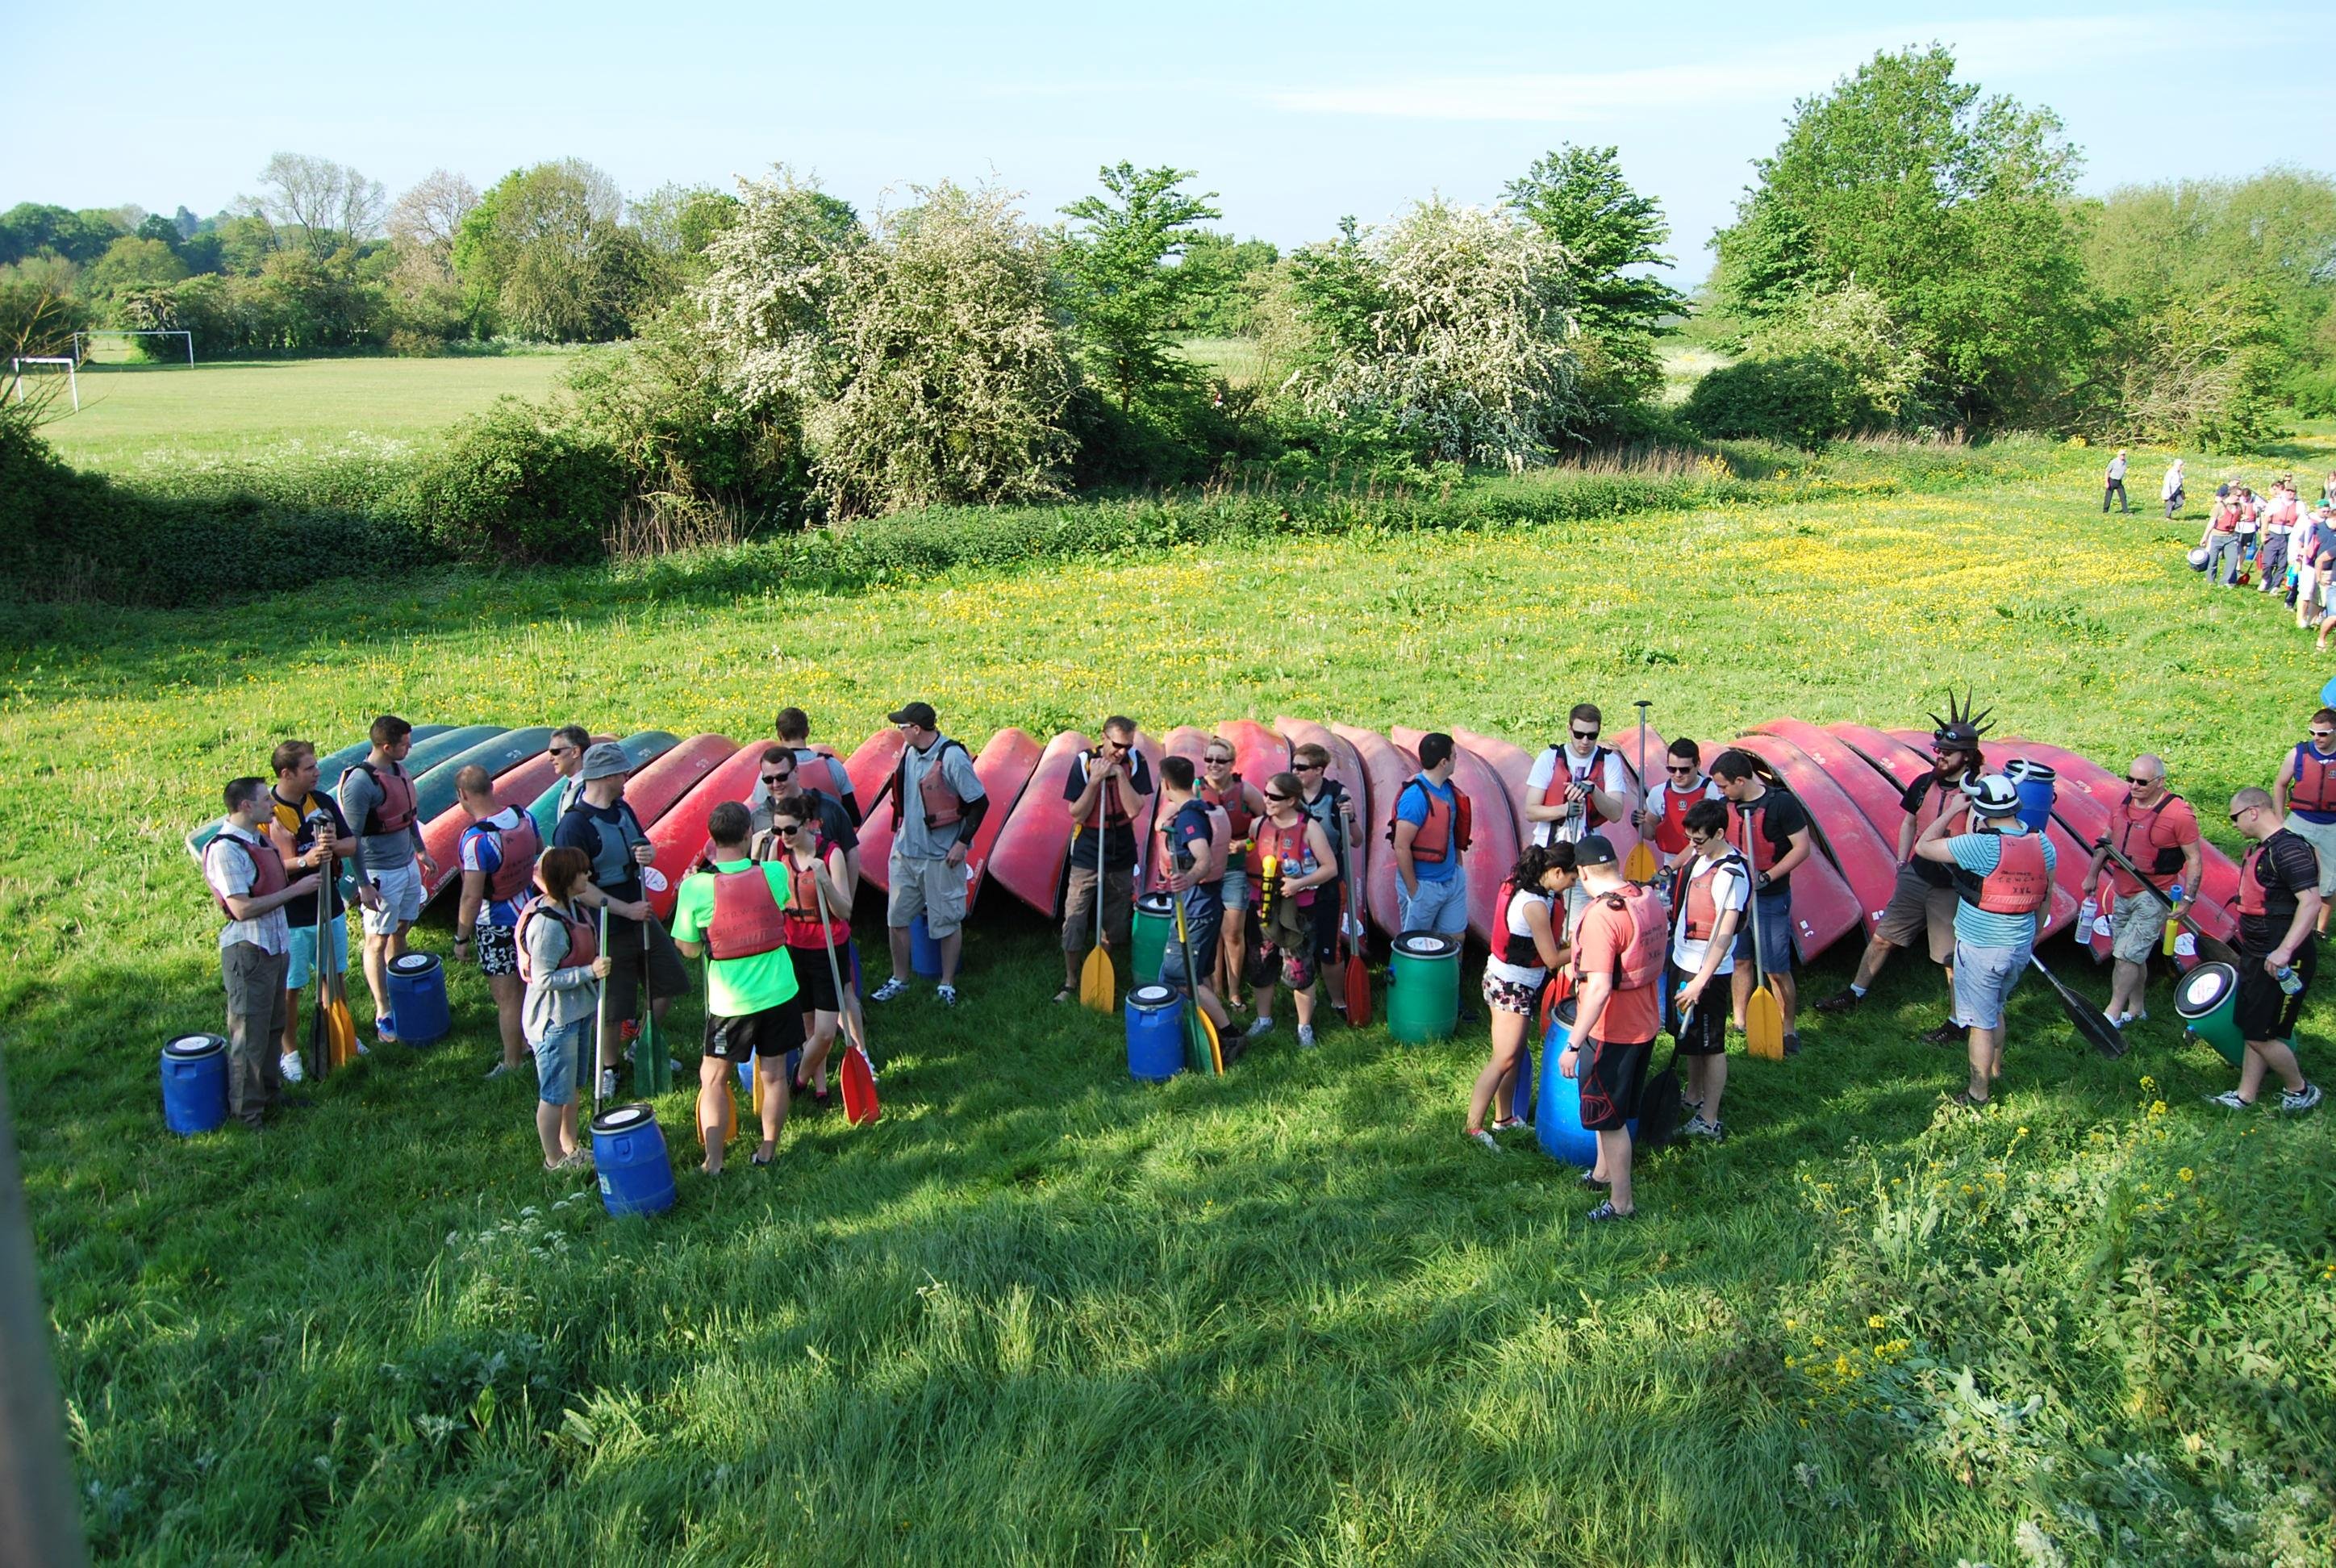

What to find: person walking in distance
left=1710, top=748, right=1815, bottom=1053
left=1057, top=717, right=1153, bottom=1004
left=672, top=802, right=806, bottom=1174
left=1390, top=732, right=1472, bottom=940
left=2209, top=790, right=2323, bottom=1111
left=2079, top=755, right=2202, bottom=1029
left=337, top=715, right=437, bottom=1044
left=1197, top=735, right=1267, bottom=1007
left=264, top=738, right=353, bottom=1085
left=2201, top=490, right=2245, bottom=589
left=871, top=702, right=986, bottom=1005
left=1557, top=835, right=1667, bottom=1220
left=454, top=764, right=542, bottom=1079
left=516, top=847, right=610, bottom=1172
left=1463, top=842, right=1575, bottom=1150
left=2258, top=480, right=2298, bottom=598
left=1634, top=736, right=1721, bottom=873
left=1914, top=775, right=2056, bottom=1108
left=1522, top=704, right=1629, bottom=931
left=2271, top=708, right=2336, bottom=940
left=2103, top=448, right=2131, bottom=513
left=2161, top=457, right=2186, bottom=520
left=1667, top=801, right=1748, bottom=1139
left=204, top=778, right=323, bottom=1129
left=553, top=742, right=686, bottom=1097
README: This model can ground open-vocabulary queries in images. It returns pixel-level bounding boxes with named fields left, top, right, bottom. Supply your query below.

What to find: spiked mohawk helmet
left=1929, top=690, right=1994, bottom=754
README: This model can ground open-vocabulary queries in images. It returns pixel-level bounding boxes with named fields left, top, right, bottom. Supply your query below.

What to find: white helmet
left=1964, top=773, right=2022, bottom=819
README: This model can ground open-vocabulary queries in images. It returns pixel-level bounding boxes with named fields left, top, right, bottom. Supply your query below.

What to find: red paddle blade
left=841, top=1045, right=881, bottom=1124
left=1344, top=953, right=1371, bottom=1026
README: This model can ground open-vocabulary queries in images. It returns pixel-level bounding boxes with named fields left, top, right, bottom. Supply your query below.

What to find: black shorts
left=1579, top=1036, right=1654, bottom=1131
left=786, top=944, right=844, bottom=1014
left=1310, top=890, right=1342, bottom=966
left=2234, top=944, right=2313, bottom=1040
left=1667, top=965, right=1729, bottom=1057
left=704, top=998, right=806, bottom=1061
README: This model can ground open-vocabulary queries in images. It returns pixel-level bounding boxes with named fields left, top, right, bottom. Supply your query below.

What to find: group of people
left=2178, top=461, right=2336, bottom=645
left=201, top=696, right=2326, bottom=1218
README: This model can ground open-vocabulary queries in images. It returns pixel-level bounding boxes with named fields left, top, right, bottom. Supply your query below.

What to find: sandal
left=751, top=1147, right=774, bottom=1167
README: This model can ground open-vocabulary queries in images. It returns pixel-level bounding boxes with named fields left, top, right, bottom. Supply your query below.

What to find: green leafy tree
left=1058, top=163, right=1221, bottom=411
left=1165, top=231, right=1279, bottom=336
left=454, top=161, right=648, bottom=341
left=84, top=237, right=189, bottom=299
left=1505, top=144, right=1684, bottom=411
left=0, top=204, right=125, bottom=266
left=1710, top=45, right=2092, bottom=427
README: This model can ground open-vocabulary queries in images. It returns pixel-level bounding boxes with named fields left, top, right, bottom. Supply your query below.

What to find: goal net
left=71, top=329, right=194, bottom=367
left=8, top=357, right=80, bottom=411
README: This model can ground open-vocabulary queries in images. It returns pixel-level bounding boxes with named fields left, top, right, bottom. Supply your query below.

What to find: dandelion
left=1868, top=1315, right=1886, bottom=1329
left=2178, top=1167, right=2194, bottom=1182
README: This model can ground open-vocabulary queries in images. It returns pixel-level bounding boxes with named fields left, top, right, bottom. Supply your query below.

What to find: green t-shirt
left=671, top=858, right=801, bottom=1018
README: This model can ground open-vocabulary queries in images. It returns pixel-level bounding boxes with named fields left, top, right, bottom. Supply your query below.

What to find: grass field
left=33, top=353, right=578, bottom=474
left=6, top=425, right=2336, bottom=1563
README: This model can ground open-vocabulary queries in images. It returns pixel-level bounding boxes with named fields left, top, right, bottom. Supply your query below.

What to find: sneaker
left=1245, top=1016, right=1274, bottom=1040
left=1466, top=1129, right=1503, bottom=1153
left=1783, top=1032, right=1801, bottom=1057
left=2205, top=1090, right=2253, bottom=1109
left=1296, top=1024, right=1317, bottom=1049
left=484, top=1061, right=511, bottom=1080
left=935, top=985, right=958, bottom=1007
left=1921, top=1020, right=1963, bottom=1047
left=599, top=1068, right=618, bottom=1102
left=1580, top=1170, right=1610, bottom=1189
left=870, top=978, right=910, bottom=1003
left=280, top=1052, right=307, bottom=1084
left=1489, top=1116, right=1527, bottom=1135
left=1814, top=989, right=1863, bottom=1015
left=1683, top=1115, right=1724, bottom=1139
left=1585, top=1199, right=1634, bottom=1222
left=2280, top=1082, right=2322, bottom=1113
left=354, top=1041, right=372, bottom=1057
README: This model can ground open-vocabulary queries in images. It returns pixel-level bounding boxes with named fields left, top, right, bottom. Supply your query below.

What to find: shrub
left=398, top=401, right=626, bottom=565
left=564, top=318, right=807, bottom=523
left=1682, top=355, right=1877, bottom=446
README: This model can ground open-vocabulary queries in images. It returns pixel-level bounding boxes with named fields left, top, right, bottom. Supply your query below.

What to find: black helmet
left=1929, top=690, right=1994, bottom=754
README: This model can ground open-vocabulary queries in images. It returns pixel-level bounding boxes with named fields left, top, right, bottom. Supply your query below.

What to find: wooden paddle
left=2029, top=953, right=2129, bottom=1058
left=307, top=868, right=332, bottom=1082
left=1739, top=805, right=1787, bottom=1061
left=1340, top=803, right=1371, bottom=1026
left=816, top=872, right=882, bottom=1124
left=2094, top=837, right=2241, bottom=969
left=1624, top=700, right=1658, bottom=884
left=1078, top=783, right=1115, bottom=1012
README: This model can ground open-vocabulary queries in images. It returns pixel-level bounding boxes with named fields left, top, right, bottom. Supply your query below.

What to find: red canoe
left=1126, top=728, right=1166, bottom=892
left=1156, top=726, right=1215, bottom=879
left=962, top=727, right=1045, bottom=909
left=1216, top=719, right=1289, bottom=794
left=1735, top=732, right=1905, bottom=939
left=988, top=730, right=1091, bottom=920
left=624, top=734, right=736, bottom=839
left=1332, top=724, right=1417, bottom=939
left=1754, top=718, right=1914, bottom=857
left=644, top=740, right=765, bottom=921
left=419, top=743, right=564, bottom=902
left=1392, top=724, right=1516, bottom=946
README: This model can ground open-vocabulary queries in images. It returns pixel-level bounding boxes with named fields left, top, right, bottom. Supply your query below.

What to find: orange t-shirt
left=1574, top=896, right=1662, bottom=1045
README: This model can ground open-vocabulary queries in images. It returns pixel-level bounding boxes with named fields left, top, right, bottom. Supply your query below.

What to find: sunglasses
left=1103, top=741, right=1129, bottom=752
left=549, top=745, right=577, bottom=757
left=1571, top=730, right=1599, bottom=741
left=2229, top=810, right=2250, bottom=824
left=760, top=772, right=792, bottom=785
left=1687, top=831, right=1715, bottom=844
left=1263, top=792, right=1291, bottom=803
left=775, top=821, right=807, bottom=835
left=1294, top=761, right=1323, bottom=771
left=1666, top=763, right=1695, bottom=774
left=2312, top=731, right=2335, bottom=740
left=1204, top=754, right=1233, bottom=765
left=2126, top=775, right=2159, bottom=787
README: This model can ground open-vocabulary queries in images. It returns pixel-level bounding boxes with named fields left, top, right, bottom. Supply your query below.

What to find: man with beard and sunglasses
left=2079, top=754, right=2204, bottom=1029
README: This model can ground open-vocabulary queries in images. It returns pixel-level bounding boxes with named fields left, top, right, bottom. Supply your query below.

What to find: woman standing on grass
left=1199, top=737, right=1266, bottom=1006
left=770, top=794, right=856, bottom=1111
left=518, top=846, right=611, bottom=1173
left=1242, top=773, right=1341, bottom=1050
left=1464, top=843, right=1575, bottom=1151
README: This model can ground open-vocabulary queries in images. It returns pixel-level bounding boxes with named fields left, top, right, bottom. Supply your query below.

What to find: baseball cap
left=1574, top=833, right=1619, bottom=866
left=578, top=742, right=632, bottom=781
left=888, top=701, right=938, bottom=728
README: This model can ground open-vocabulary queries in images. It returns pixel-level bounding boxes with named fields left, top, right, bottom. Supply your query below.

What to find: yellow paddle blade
left=1624, top=841, right=1658, bottom=884
left=751, top=1067, right=763, bottom=1118
left=1204, top=1011, right=1224, bottom=1074
left=1081, top=944, right=1115, bottom=1013
left=1746, top=985, right=1787, bottom=1061
left=699, top=1078, right=737, bottom=1149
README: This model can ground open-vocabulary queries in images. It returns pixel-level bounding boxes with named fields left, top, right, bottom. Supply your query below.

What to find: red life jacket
left=1538, top=745, right=1612, bottom=827
left=1575, top=883, right=1666, bottom=992
left=351, top=761, right=417, bottom=836
left=793, top=747, right=851, bottom=802
left=2292, top=743, right=2336, bottom=812
left=208, top=828, right=287, bottom=919
left=1489, top=878, right=1554, bottom=969
left=1966, top=832, right=2050, bottom=915
left=1247, top=816, right=1317, bottom=905
left=1671, top=851, right=1746, bottom=942
left=2238, top=842, right=2269, bottom=917
left=1394, top=777, right=1472, bottom=865
left=473, top=811, right=541, bottom=904
left=781, top=844, right=852, bottom=947
left=1200, top=774, right=1252, bottom=843
left=2114, top=790, right=2188, bottom=888
left=1084, top=751, right=1139, bottom=829
left=893, top=738, right=969, bottom=831
left=515, top=897, right=598, bottom=985
left=706, top=865, right=790, bottom=961
left=1650, top=778, right=1708, bottom=856
left=1912, top=773, right=1972, bottom=835
left=1725, top=793, right=1787, bottom=875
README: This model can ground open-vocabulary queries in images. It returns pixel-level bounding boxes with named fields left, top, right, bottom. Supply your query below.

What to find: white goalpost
left=70, top=329, right=194, bottom=367
left=7, top=357, right=78, bottom=411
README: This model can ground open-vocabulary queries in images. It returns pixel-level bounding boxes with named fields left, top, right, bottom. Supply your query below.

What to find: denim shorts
left=531, top=1016, right=587, bottom=1106
left=1950, top=941, right=2031, bottom=1032
left=285, top=911, right=348, bottom=990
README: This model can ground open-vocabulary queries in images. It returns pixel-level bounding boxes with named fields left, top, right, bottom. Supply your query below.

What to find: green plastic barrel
left=1387, top=932, right=1461, bottom=1042
left=2174, top=962, right=2244, bottom=1066
left=1133, top=893, right=1174, bottom=986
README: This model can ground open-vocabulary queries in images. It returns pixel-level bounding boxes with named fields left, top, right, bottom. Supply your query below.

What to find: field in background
left=1178, top=335, right=1268, bottom=389
left=5, top=427, right=2334, bottom=1563
left=1659, top=341, right=1733, bottom=403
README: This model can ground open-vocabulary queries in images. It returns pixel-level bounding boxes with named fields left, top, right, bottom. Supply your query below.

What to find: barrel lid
left=2175, top=961, right=2236, bottom=1016
left=390, top=952, right=440, bottom=974
left=1130, top=983, right=1177, bottom=1008
left=163, top=1032, right=227, bottom=1059
left=1395, top=932, right=1461, bottom=959
left=591, top=1103, right=656, bottom=1133
left=1555, top=997, right=1577, bottom=1025
left=1136, top=892, right=1174, bottom=913
left=2006, top=757, right=2056, bottom=782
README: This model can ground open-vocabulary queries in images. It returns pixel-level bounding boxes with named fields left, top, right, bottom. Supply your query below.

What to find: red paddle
left=1339, top=800, right=1371, bottom=1025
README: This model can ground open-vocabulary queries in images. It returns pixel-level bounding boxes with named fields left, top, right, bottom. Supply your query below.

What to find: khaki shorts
left=887, top=849, right=968, bottom=938
left=1061, top=865, right=1134, bottom=953
left=2282, top=813, right=2336, bottom=896
left=2109, top=891, right=2167, bottom=965
left=1874, top=863, right=1957, bottom=965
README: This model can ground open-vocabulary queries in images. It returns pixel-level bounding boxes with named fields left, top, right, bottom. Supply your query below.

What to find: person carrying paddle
left=673, top=802, right=806, bottom=1174
left=1915, top=775, right=2056, bottom=1109
left=2079, top=755, right=2202, bottom=1029
left=1154, top=757, right=1236, bottom=1048
left=1668, top=801, right=1748, bottom=1140
left=2271, top=709, right=2336, bottom=940
left=1245, top=771, right=1341, bottom=1049
left=553, top=742, right=686, bottom=1098
left=265, top=739, right=354, bottom=1085
left=546, top=726, right=593, bottom=819
left=1057, top=717, right=1153, bottom=1004
left=2211, top=790, right=2323, bottom=1111
left=872, top=702, right=987, bottom=1006
left=1292, top=741, right=1362, bottom=1007
left=1391, top=733, right=1472, bottom=940
left=204, top=778, right=323, bottom=1130
left=454, top=764, right=542, bottom=1081
left=1199, top=736, right=1267, bottom=1007
left=1558, top=834, right=1666, bottom=1220
left=1464, top=842, right=1575, bottom=1150
left=1816, top=718, right=1985, bottom=1041
left=1710, top=749, right=1815, bottom=1055
left=746, top=746, right=861, bottom=890
left=1524, top=705, right=1629, bottom=930
left=338, top=715, right=438, bottom=1045
left=760, top=707, right=862, bottom=825
left=767, top=792, right=856, bottom=1111
left=517, top=845, right=611, bottom=1172
left=1634, top=736, right=1721, bottom=873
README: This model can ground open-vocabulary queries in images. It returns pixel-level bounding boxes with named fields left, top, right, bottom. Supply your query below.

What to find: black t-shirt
left=1898, top=773, right=1971, bottom=887
left=1730, top=786, right=1812, bottom=893
left=2240, top=828, right=2320, bottom=951
left=1064, top=749, right=1154, bottom=872
left=1298, top=778, right=1352, bottom=875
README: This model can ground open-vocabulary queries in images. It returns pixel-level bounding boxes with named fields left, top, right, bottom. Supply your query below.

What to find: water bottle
left=2278, top=965, right=2304, bottom=997
left=2078, top=896, right=2098, bottom=927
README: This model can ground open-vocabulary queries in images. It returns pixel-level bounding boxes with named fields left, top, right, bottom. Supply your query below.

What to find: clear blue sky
left=6, top=2, right=2321, bottom=281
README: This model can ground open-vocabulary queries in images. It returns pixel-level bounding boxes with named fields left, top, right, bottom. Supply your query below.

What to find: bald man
left=2080, top=755, right=2203, bottom=1028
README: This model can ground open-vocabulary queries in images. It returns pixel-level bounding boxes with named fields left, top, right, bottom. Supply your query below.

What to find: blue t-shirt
left=1947, top=828, right=2057, bottom=949
left=1396, top=776, right=1458, bottom=883
left=1162, top=799, right=1221, bottom=923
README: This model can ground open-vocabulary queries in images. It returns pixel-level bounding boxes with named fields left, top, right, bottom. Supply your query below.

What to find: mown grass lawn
left=3, top=430, right=2333, bottom=1564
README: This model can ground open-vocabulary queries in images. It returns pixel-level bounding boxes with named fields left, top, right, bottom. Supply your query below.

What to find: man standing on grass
left=1291, top=741, right=1361, bottom=1010
left=1154, top=756, right=1236, bottom=1050
left=2079, top=755, right=2202, bottom=1029
left=766, top=707, right=861, bottom=824
left=747, top=746, right=861, bottom=889
left=553, top=742, right=685, bottom=1098
left=205, top=778, right=322, bottom=1129
left=338, top=715, right=437, bottom=1045
left=1391, top=732, right=1471, bottom=940
left=872, top=702, right=986, bottom=1006
left=546, top=726, right=594, bottom=819
left=1523, top=704, right=1630, bottom=931
left=2271, top=709, right=2336, bottom=940
left=1558, top=835, right=1666, bottom=1221
left=1816, top=718, right=1984, bottom=1043
left=1635, top=736, right=1722, bottom=872
left=1057, top=717, right=1153, bottom=1003
left=453, top=764, right=541, bottom=1081
left=265, top=739, right=353, bottom=1086
left=672, top=802, right=805, bottom=1174
left=1915, top=775, right=2054, bottom=1110
left=1711, top=749, right=1814, bottom=1054
left=2103, top=448, right=2130, bottom=513
left=2211, top=790, right=2323, bottom=1113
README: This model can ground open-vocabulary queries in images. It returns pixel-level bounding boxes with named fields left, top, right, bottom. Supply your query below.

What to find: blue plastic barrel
left=735, top=1057, right=754, bottom=1095
left=161, top=1033, right=229, bottom=1136
left=1125, top=983, right=1183, bottom=1082
left=590, top=1103, right=676, bottom=1216
left=386, top=952, right=450, bottom=1045
left=910, top=915, right=941, bottom=979
left=1534, top=1001, right=1596, bottom=1166
left=2321, top=675, right=2336, bottom=710
left=1511, top=1041, right=1533, bottom=1124
left=2006, top=758, right=2055, bottom=834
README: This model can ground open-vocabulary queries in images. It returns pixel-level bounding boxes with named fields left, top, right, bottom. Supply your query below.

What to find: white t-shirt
left=1670, top=850, right=1749, bottom=975
left=204, top=826, right=291, bottom=953
left=1523, top=744, right=1633, bottom=847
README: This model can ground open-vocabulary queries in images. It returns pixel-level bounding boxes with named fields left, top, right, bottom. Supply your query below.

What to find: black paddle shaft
left=2087, top=832, right=2241, bottom=967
